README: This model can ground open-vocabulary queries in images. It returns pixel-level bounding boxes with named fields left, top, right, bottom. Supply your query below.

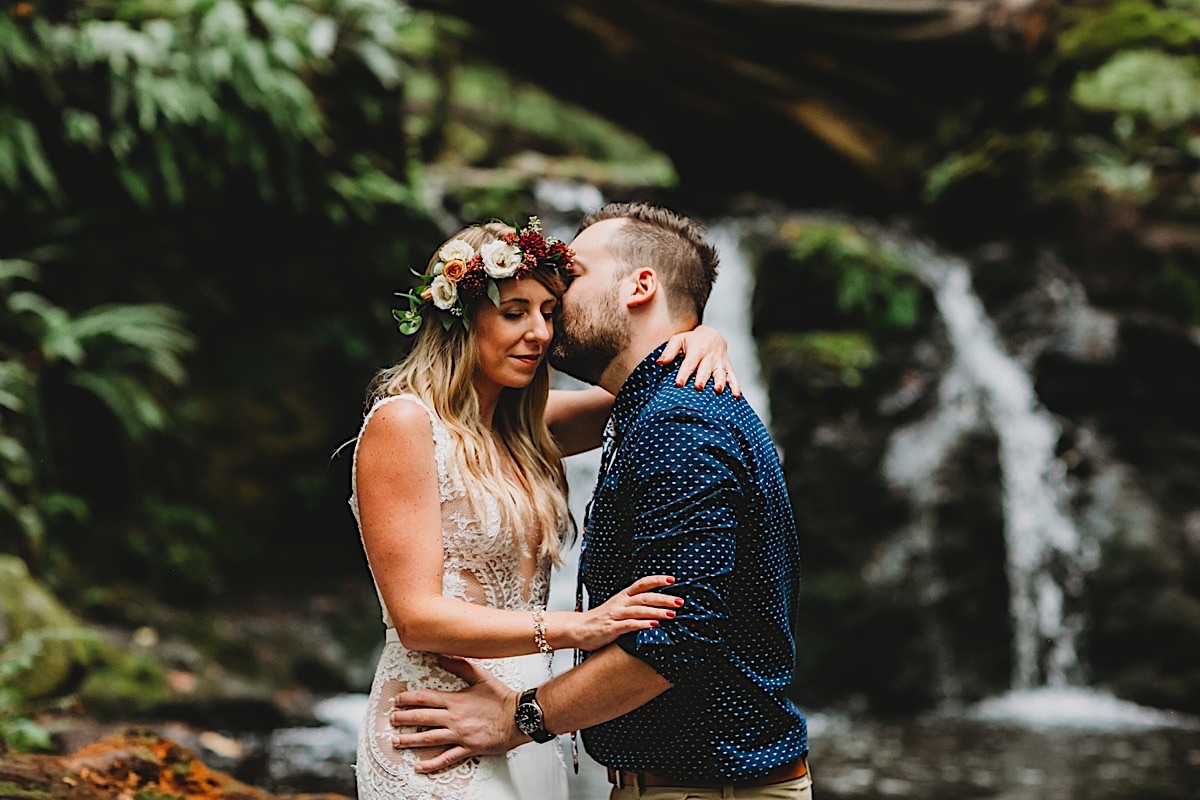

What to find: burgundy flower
left=457, top=268, right=488, bottom=299
left=519, top=230, right=549, bottom=260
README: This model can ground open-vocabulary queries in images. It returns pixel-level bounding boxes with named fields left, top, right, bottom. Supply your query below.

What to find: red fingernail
left=666, top=577, right=675, bottom=583
left=650, top=621, right=659, bottom=627
left=666, top=610, right=675, bottom=618
left=675, top=598, right=684, bottom=606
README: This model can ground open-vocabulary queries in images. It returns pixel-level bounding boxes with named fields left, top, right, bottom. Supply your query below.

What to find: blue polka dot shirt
left=579, top=344, right=808, bottom=781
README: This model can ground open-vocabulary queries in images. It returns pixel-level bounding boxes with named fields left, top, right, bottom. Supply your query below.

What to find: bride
left=349, top=219, right=737, bottom=800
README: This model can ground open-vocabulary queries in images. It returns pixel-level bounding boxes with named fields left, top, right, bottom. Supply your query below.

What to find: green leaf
left=0, top=259, right=37, bottom=285
left=486, top=279, right=501, bottom=307
left=61, top=108, right=104, bottom=151
left=10, top=114, right=60, bottom=200
left=0, top=716, right=54, bottom=753
left=0, top=435, right=30, bottom=470
left=155, top=132, right=186, bottom=205
left=116, top=165, right=154, bottom=208
left=393, top=308, right=423, bottom=335
left=1073, top=50, right=1200, bottom=128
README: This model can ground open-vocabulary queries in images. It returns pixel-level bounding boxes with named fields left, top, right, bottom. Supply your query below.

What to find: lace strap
left=353, top=394, right=458, bottom=502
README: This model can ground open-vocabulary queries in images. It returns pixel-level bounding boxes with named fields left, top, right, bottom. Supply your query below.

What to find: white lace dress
left=349, top=394, right=569, bottom=800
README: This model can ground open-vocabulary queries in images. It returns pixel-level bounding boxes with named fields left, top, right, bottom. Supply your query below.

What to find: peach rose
left=442, top=259, right=467, bottom=282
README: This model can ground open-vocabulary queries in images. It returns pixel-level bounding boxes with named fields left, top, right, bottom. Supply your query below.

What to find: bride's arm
left=546, top=386, right=613, bottom=457
left=546, top=325, right=742, bottom=456
left=355, top=400, right=680, bottom=658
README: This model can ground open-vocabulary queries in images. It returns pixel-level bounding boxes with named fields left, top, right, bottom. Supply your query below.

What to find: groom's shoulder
left=641, top=375, right=746, bottom=426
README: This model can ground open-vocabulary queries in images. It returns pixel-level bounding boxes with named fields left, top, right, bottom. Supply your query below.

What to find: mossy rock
left=0, top=556, right=95, bottom=701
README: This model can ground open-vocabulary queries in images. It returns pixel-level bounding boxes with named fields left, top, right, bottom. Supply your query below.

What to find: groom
left=390, top=202, right=811, bottom=799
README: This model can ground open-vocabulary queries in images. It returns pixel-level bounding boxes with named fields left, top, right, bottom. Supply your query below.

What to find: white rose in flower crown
left=439, top=239, right=475, bottom=264
left=429, top=275, right=458, bottom=310
left=480, top=240, right=522, bottom=279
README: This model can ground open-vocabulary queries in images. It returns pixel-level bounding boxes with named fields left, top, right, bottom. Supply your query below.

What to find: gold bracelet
left=532, top=607, right=552, bottom=656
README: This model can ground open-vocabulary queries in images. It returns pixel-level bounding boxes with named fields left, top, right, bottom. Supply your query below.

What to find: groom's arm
left=388, top=645, right=669, bottom=774
left=539, top=642, right=672, bottom=735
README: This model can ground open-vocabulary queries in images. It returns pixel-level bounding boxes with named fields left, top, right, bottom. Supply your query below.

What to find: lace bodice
left=349, top=394, right=551, bottom=620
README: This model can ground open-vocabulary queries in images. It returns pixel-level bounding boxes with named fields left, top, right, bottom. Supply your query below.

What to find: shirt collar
left=610, top=343, right=672, bottom=440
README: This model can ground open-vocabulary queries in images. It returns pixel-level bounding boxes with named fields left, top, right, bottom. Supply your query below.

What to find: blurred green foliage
left=922, top=0, right=1200, bottom=324
left=0, top=0, right=415, bottom=215
left=789, top=223, right=921, bottom=331
left=0, top=261, right=196, bottom=582
left=926, top=0, right=1200, bottom=215
left=0, top=0, right=431, bottom=602
left=761, top=221, right=923, bottom=396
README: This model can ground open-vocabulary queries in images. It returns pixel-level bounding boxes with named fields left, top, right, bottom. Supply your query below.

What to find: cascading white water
left=884, top=240, right=1092, bottom=690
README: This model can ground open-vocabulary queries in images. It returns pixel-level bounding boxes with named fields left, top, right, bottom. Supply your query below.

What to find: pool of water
left=263, top=688, right=1199, bottom=800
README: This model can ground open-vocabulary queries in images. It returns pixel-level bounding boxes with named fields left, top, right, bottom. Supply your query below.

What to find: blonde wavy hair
left=367, top=223, right=571, bottom=563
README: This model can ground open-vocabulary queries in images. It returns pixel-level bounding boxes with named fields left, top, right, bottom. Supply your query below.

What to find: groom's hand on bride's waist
left=389, top=655, right=529, bottom=773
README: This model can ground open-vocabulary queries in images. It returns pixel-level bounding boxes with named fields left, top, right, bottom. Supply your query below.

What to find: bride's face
left=471, top=277, right=557, bottom=392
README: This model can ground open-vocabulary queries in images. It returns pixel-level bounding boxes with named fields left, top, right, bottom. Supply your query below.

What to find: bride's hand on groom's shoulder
left=567, top=575, right=683, bottom=652
left=660, top=324, right=742, bottom=396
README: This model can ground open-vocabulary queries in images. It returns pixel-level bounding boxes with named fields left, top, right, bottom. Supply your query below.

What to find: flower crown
left=393, top=217, right=574, bottom=335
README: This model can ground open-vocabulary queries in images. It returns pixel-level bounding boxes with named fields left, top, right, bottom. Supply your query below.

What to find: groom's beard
left=549, top=287, right=629, bottom=386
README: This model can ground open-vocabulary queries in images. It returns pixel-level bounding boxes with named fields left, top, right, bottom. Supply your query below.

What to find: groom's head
left=549, top=202, right=719, bottom=386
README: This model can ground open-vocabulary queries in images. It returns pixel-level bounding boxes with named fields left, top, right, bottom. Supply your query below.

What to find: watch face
left=515, top=701, right=542, bottom=734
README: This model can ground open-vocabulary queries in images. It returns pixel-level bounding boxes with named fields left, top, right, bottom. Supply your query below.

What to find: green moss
left=0, top=557, right=98, bottom=703
left=785, top=222, right=922, bottom=333
left=78, top=646, right=168, bottom=718
left=0, top=781, right=54, bottom=798
left=1057, top=0, right=1200, bottom=62
left=764, top=332, right=878, bottom=392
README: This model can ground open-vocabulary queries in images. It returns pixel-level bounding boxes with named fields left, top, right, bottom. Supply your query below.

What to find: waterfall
left=883, top=240, right=1094, bottom=691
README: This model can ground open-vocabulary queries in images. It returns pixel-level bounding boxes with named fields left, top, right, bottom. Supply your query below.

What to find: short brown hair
left=578, top=202, right=718, bottom=324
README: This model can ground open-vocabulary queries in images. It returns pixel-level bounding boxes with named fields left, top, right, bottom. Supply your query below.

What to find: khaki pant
left=609, top=772, right=813, bottom=800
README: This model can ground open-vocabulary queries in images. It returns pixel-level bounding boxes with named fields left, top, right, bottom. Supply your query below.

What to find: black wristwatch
left=514, top=687, right=555, bottom=743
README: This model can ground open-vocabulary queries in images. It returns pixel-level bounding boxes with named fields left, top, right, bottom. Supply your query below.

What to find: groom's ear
left=625, top=267, right=658, bottom=309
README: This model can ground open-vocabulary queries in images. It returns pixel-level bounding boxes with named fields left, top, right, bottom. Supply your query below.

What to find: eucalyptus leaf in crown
left=393, top=217, right=573, bottom=335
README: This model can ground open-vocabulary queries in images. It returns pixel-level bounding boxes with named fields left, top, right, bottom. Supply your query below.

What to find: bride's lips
left=512, top=353, right=542, bottom=366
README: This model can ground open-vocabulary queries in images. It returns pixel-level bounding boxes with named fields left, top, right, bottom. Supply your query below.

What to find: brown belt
left=607, top=757, right=807, bottom=789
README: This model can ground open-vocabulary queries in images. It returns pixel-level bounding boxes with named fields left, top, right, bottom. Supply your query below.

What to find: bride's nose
left=526, top=314, right=551, bottom=344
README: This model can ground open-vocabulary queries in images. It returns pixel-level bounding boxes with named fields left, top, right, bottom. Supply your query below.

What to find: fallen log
left=0, top=729, right=349, bottom=800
